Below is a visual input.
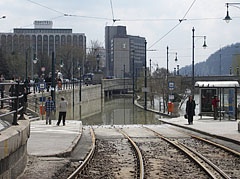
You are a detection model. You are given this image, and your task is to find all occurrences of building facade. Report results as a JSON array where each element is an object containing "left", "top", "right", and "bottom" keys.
[
  {"left": 105, "top": 25, "right": 146, "bottom": 78},
  {"left": 0, "top": 20, "right": 86, "bottom": 63}
]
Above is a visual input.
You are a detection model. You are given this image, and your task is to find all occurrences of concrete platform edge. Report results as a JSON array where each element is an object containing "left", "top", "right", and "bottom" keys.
[
  {"left": 30, "top": 123, "right": 83, "bottom": 158},
  {"left": 158, "top": 119, "right": 240, "bottom": 145}
]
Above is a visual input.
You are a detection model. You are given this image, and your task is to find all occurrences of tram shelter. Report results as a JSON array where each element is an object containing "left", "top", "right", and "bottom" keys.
[{"left": 195, "top": 81, "right": 239, "bottom": 121}]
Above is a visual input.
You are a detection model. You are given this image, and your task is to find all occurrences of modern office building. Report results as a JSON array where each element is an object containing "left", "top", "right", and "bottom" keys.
[
  {"left": 105, "top": 25, "right": 146, "bottom": 78},
  {"left": 0, "top": 20, "right": 86, "bottom": 59}
]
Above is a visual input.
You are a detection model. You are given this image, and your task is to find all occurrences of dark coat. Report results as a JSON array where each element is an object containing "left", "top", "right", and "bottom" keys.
[{"left": 186, "top": 100, "right": 196, "bottom": 116}]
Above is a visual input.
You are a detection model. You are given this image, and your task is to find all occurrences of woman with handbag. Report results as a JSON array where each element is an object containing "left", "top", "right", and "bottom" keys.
[{"left": 186, "top": 95, "right": 196, "bottom": 125}]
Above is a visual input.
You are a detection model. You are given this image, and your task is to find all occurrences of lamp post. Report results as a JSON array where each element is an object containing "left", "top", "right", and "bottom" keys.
[
  {"left": 51, "top": 52, "right": 56, "bottom": 101},
  {"left": 192, "top": 27, "right": 207, "bottom": 96},
  {"left": 96, "top": 54, "right": 100, "bottom": 72},
  {"left": 224, "top": 3, "right": 240, "bottom": 23},
  {"left": 144, "top": 41, "right": 147, "bottom": 110},
  {"left": 132, "top": 49, "right": 135, "bottom": 104},
  {"left": 166, "top": 46, "right": 178, "bottom": 84},
  {"left": 78, "top": 64, "right": 82, "bottom": 102}
]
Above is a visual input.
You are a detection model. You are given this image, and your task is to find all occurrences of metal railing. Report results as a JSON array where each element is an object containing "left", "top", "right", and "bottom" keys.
[{"left": 0, "top": 81, "right": 26, "bottom": 125}]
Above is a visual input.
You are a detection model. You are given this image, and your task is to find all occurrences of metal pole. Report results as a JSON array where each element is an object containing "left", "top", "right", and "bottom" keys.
[
  {"left": 25, "top": 51, "right": 28, "bottom": 83},
  {"left": 132, "top": 50, "right": 135, "bottom": 104},
  {"left": 167, "top": 46, "right": 169, "bottom": 84},
  {"left": 144, "top": 41, "right": 147, "bottom": 110},
  {"left": 79, "top": 67, "right": 82, "bottom": 102},
  {"left": 41, "top": 91, "right": 44, "bottom": 121},
  {"left": 51, "top": 52, "right": 56, "bottom": 101},
  {"left": 150, "top": 59, "right": 152, "bottom": 76},
  {"left": 72, "top": 58, "right": 75, "bottom": 120},
  {"left": 123, "top": 65, "right": 125, "bottom": 92},
  {"left": 219, "top": 48, "right": 222, "bottom": 75},
  {"left": 192, "top": 27, "right": 195, "bottom": 96}
]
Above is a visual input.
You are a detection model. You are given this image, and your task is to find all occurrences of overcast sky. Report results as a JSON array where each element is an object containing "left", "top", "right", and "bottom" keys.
[{"left": 1, "top": 0, "right": 240, "bottom": 72}]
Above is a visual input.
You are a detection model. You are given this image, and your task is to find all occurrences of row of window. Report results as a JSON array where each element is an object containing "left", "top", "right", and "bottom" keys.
[{"left": 14, "top": 29, "right": 72, "bottom": 34}]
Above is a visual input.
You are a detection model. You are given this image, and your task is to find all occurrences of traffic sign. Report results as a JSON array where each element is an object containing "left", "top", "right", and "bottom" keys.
[
  {"left": 39, "top": 82, "right": 46, "bottom": 91},
  {"left": 168, "top": 81, "right": 175, "bottom": 89},
  {"left": 40, "top": 96, "right": 46, "bottom": 102},
  {"left": 169, "top": 94, "right": 174, "bottom": 100},
  {"left": 142, "top": 87, "right": 150, "bottom": 93}
]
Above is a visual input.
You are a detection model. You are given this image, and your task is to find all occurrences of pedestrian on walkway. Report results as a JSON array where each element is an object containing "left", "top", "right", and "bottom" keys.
[
  {"left": 45, "top": 96, "right": 55, "bottom": 125},
  {"left": 186, "top": 95, "right": 196, "bottom": 125},
  {"left": 212, "top": 95, "right": 219, "bottom": 120},
  {"left": 57, "top": 97, "right": 68, "bottom": 126}
]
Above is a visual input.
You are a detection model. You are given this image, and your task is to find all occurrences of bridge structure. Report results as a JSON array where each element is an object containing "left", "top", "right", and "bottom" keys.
[{"left": 102, "top": 78, "right": 133, "bottom": 97}]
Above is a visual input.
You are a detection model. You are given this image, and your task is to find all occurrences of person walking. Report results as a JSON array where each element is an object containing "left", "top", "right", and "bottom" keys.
[
  {"left": 186, "top": 95, "right": 196, "bottom": 125},
  {"left": 45, "top": 96, "right": 55, "bottom": 125},
  {"left": 212, "top": 95, "right": 219, "bottom": 120},
  {"left": 57, "top": 97, "right": 68, "bottom": 126}
]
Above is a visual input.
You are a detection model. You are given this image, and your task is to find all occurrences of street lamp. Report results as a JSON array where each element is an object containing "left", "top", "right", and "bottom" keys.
[
  {"left": 33, "top": 53, "right": 38, "bottom": 64},
  {"left": 192, "top": 27, "right": 207, "bottom": 96},
  {"left": 0, "top": 16, "right": 6, "bottom": 19},
  {"left": 60, "top": 59, "right": 64, "bottom": 68},
  {"left": 166, "top": 46, "right": 178, "bottom": 84},
  {"left": 224, "top": 3, "right": 240, "bottom": 23}
]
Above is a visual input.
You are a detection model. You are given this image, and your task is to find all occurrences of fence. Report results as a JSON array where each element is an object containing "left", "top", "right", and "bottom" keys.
[{"left": 0, "top": 81, "right": 26, "bottom": 125}]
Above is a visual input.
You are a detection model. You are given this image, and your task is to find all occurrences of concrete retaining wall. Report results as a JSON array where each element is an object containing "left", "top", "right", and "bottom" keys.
[
  {"left": 28, "top": 84, "right": 102, "bottom": 120},
  {"left": 0, "top": 119, "right": 30, "bottom": 179}
]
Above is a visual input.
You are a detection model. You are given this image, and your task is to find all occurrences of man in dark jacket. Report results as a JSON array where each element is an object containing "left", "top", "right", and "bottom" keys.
[{"left": 186, "top": 95, "right": 196, "bottom": 125}]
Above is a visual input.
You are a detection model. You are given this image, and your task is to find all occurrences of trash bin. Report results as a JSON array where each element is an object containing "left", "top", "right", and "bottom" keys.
[{"left": 168, "top": 102, "right": 174, "bottom": 113}]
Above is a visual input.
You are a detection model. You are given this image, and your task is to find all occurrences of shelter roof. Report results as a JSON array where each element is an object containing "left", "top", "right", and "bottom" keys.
[{"left": 195, "top": 81, "right": 239, "bottom": 88}]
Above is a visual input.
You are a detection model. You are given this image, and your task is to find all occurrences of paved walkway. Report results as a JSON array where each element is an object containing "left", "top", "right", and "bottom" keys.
[{"left": 27, "top": 120, "right": 82, "bottom": 157}]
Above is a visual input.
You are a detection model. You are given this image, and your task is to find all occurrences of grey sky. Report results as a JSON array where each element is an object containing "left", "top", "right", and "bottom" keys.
[{"left": 1, "top": 0, "right": 240, "bottom": 71}]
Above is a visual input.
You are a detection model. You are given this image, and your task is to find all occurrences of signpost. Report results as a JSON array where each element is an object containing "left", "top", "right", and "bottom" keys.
[{"left": 39, "top": 82, "right": 46, "bottom": 120}]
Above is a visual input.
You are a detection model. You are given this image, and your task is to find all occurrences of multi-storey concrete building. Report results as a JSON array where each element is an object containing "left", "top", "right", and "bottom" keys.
[
  {"left": 105, "top": 25, "right": 146, "bottom": 78},
  {"left": 0, "top": 20, "right": 86, "bottom": 60}
]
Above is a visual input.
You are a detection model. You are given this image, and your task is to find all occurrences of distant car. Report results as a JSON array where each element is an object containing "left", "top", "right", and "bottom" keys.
[{"left": 63, "top": 79, "right": 70, "bottom": 83}]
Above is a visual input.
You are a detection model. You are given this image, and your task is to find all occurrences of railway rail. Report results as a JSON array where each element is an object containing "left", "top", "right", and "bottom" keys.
[
  {"left": 144, "top": 126, "right": 240, "bottom": 179},
  {"left": 62, "top": 126, "right": 239, "bottom": 178}
]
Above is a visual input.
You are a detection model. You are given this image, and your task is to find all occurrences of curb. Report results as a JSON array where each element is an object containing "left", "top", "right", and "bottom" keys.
[
  {"left": 27, "top": 108, "right": 83, "bottom": 158},
  {"left": 158, "top": 119, "right": 240, "bottom": 146},
  {"left": 134, "top": 97, "right": 172, "bottom": 118}
]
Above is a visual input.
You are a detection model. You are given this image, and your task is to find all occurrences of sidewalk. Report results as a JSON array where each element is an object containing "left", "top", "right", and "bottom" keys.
[
  {"left": 27, "top": 120, "right": 82, "bottom": 157},
  {"left": 158, "top": 116, "right": 240, "bottom": 145},
  {"left": 135, "top": 96, "right": 240, "bottom": 145}
]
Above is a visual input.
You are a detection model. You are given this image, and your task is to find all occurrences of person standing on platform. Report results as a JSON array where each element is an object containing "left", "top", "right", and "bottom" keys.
[
  {"left": 186, "top": 95, "right": 196, "bottom": 125},
  {"left": 45, "top": 96, "right": 55, "bottom": 125},
  {"left": 212, "top": 95, "right": 219, "bottom": 120},
  {"left": 57, "top": 97, "right": 68, "bottom": 126}
]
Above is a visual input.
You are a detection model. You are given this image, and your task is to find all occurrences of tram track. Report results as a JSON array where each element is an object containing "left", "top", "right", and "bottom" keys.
[
  {"left": 169, "top": 127, "right": 240, "bottom": 178},
  {"left": 66, "top": 126, "right": 140, "bottom": 179},
  {"left": 144, "top": 126, "right": 239, "bottom": 179},
  {"left": 55, "top": 125, "right": 240, "bottom": 178}
]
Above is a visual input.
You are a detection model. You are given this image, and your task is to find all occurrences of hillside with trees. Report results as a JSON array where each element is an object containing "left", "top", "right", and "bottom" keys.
[{"left": 179, "top": 43, "right": 240, "bottom": 76}]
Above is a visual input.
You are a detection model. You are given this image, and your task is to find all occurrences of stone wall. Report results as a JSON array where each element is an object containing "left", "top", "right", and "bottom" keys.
[{"left": 0, "top": 119, "right": 30, "bottom": 179}]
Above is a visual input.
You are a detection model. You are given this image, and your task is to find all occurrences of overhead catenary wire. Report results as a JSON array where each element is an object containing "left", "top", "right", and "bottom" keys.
[
  {"left": 148, "top": 0, "right": 198, "bottom": 49},
  {"left": 26, "top": 0, "right": 112, "bottom": 21}
]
